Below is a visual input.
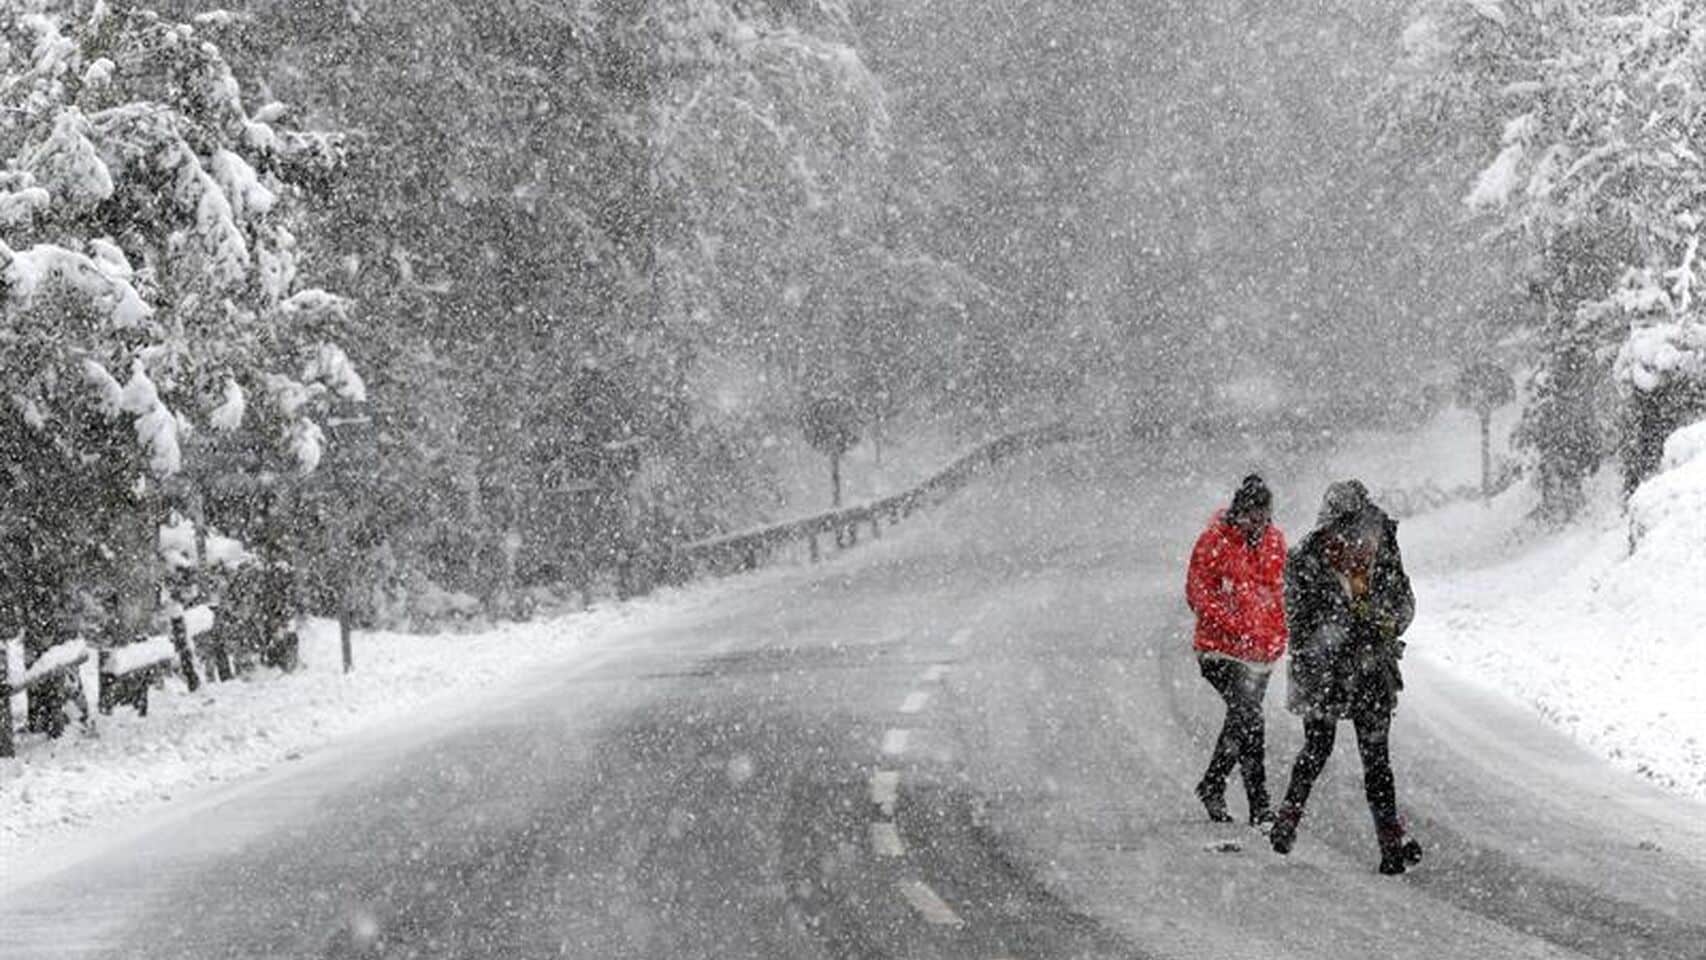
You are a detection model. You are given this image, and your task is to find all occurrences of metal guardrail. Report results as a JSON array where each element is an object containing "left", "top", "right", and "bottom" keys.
[{"left": 679, "top": 421, "right": 1075, "bottom": 576}]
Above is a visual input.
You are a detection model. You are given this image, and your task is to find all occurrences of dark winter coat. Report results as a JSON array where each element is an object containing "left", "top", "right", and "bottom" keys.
[{"left": 1284, "top": 510, "right": 1415, "bottom": 720}]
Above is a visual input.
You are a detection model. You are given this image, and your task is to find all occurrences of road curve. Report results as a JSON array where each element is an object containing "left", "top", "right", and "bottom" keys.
[{"left": 2, "top": 437, "right": 1702, "bottom": 960}]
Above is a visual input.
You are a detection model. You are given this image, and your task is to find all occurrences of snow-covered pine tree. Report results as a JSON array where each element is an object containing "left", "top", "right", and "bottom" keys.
[{"left": 1, "top": 2, "right": 354, "bottom": 704}]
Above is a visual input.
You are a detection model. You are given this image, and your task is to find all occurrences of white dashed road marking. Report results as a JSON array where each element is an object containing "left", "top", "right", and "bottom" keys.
[
  {"left": 871, "top": 642, "right": 967, "bottom": 934},
  {"left": 899, "top": 879, "right": 964, "bottom": 926},
  {"left": 882, "top": 729, "right": 911, "bottom": 756},
  {"left": 869, "top": 770, "right": 899, "bottom": 815},
  {"left": 870, "top": 821, "right": 906, "bottom": 857}
]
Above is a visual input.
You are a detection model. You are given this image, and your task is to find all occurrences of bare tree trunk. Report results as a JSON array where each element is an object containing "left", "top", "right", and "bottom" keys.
[
  {"left": 0, "top": 653, "right": 13, "bottom": 758},
  {"left": 1480, "top": 410, "right": 1493, "bottom": 501},
  {"left": 830, "top": 453, "right": 842, "bottom": 508}
]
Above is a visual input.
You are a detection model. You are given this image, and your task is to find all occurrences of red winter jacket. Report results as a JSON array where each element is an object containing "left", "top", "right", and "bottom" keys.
[{"left": 1185, "top": 512, "right": 1289, "bottom": 664}]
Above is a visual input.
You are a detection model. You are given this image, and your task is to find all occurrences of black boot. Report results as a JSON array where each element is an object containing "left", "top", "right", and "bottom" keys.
[
  {"left": 1249, "top": 804, "right": 1275, "bottom": 830},
  {"left": 1195, "top": 780, "right": 1233, "bottom": 823},
  {"left": 1377, "top": 823, "right": 1423, "bottom": 875},
  {"left": 1269, "top": 804, "right": 1302, "bottom": 854}
]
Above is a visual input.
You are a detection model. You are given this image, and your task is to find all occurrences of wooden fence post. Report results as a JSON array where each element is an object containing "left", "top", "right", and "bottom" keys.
[
  {"left": 206, "top": 620, "right": 234, "bottom": 682},
  {"left": 97, "top": 649, "right": 115, "bottom": 715},
  {"left": 616, "top": 555, "right": 633, "bottom": 601},
  {"left": 169, "top": 613, "right": 201, "bottom": 692},
  {"left": 0, "top": 652, "right": 13, "bottom": 759},
  {"left": 339, "top": 611, "right": 354, "bottom": 675}
]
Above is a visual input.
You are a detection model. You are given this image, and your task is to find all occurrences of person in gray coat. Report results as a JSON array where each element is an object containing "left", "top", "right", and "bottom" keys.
[{"left": 1269, "top": 480, "right": 1424, "bottom": 875}]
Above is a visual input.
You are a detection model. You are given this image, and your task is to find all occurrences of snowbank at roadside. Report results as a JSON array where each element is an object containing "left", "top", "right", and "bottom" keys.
[
  {"left": 1328, "top": 410, "right": 1706, "bottom": 802},
  {"left": 0, "top": 593, "right": 699, "bottom": 855}
]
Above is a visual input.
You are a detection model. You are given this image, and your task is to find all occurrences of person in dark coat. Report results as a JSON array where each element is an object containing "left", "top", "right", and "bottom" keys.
[
  {"left": 1185, "top": 474, "right": 1288, "bottom": 826},
  {"left": 1269, "top": 480, "right": 1425, "bottom": 874}
]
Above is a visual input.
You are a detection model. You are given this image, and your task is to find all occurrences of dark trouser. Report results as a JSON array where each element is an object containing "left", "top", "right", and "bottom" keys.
[
  {"left": 1281, "top": 711, "right": 1399, "bottom": 830},
  {"left": 1197, "top": 656, "right": 1271, "bottom": 814}
]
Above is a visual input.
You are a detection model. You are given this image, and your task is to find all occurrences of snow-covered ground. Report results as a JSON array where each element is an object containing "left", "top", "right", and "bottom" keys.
[
  {"left": 1324, "top": 409, "right": 1706, "bottom": 802},
  {"left": 0, "top": 585, "right": 741, "bottom": 859}
]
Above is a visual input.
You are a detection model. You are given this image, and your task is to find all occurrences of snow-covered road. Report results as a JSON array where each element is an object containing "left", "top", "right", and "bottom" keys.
[{"left": 3, "top": 437, "right": 1703, "bottom": 959}]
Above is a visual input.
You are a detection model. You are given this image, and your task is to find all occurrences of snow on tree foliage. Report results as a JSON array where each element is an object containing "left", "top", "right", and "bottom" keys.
[
  {"left": 1385, "top": 0, "right": 1706, "bottom": 510},
  {"left": 22, "top": 107, "right": 114, "bottom": 206},
  {"left": 2, "top": 238, "right": 152, "bottom": 328},
  {"left": 117, "top": 360, "right": 183, "bottom": 477},
  {"left": 207, "top": 377, "right": 245, "bottom": 432},
  {"left": 1, "top": 2, "right": 353, "bottom": 669},
  {"left": 1618, "top": 318, "right": 1706, "bottom": 395},
  {"left": 302, "top": 342, "right": 366, "bottom": 404},
  {"left": 1, "top": 2, "right": 351, "bottom": 473}
]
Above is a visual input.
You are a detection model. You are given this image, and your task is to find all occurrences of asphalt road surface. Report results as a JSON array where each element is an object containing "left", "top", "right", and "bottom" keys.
[{"left": 5, "top": 438, "right": 1705, "bottom": 959}]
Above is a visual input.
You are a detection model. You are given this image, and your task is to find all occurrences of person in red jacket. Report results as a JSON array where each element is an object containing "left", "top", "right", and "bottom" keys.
[{"left": 1185, "top": 474, "right": 1288, "bottom": 826}]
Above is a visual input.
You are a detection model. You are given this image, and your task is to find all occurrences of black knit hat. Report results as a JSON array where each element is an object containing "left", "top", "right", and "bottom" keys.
[
  {"left": 1317, "top": 479, "right": 1371, "bottom": 527},
  {"left": 1229, "top": 474, "right": 1272, "bottom": 519}
]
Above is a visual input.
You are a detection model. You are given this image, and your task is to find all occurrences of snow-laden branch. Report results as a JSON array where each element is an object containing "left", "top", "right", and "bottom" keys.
[{"left": 0, "top": 239, "right": 153, "bottom": 328}]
